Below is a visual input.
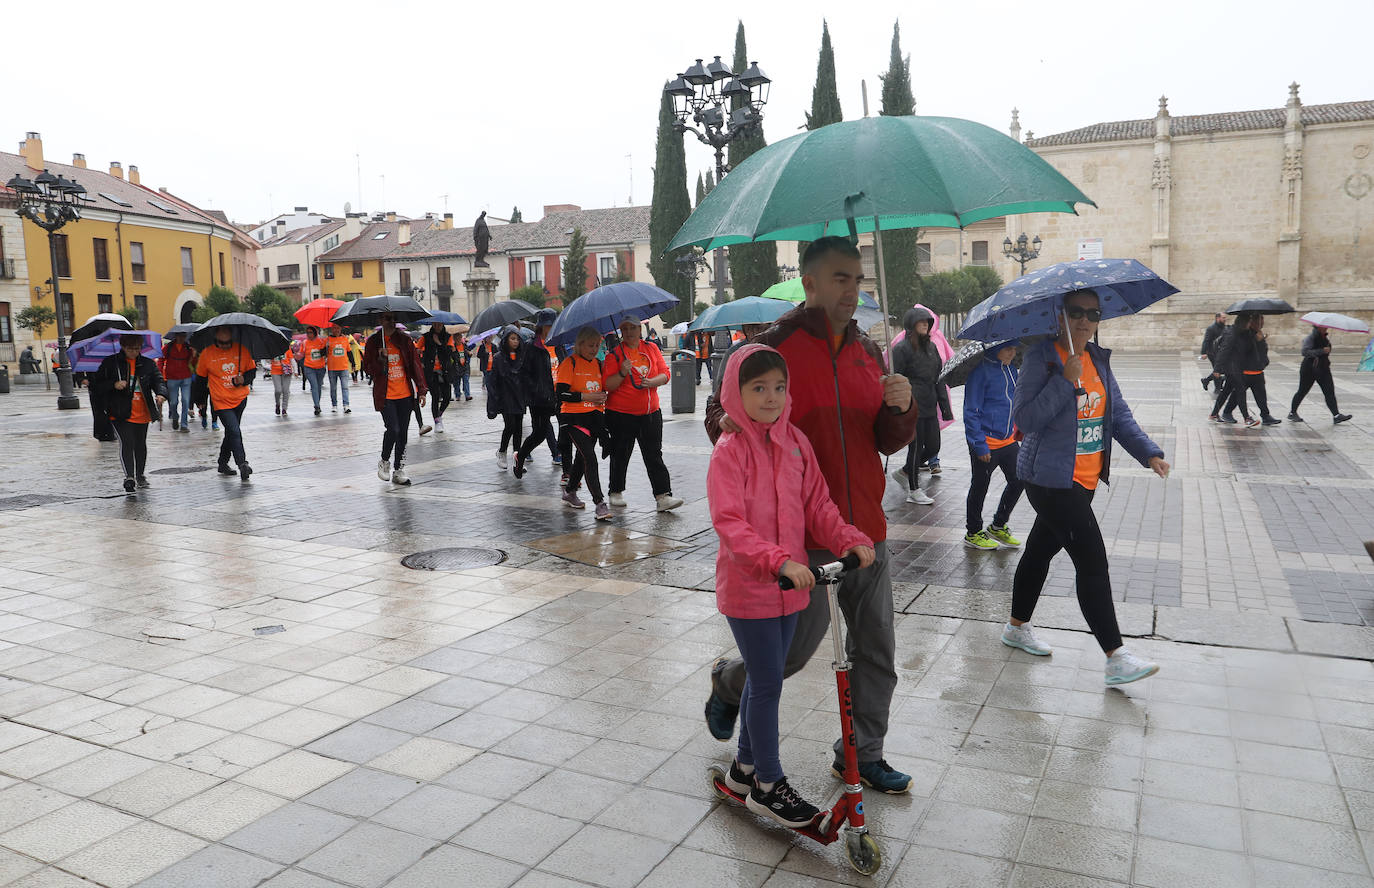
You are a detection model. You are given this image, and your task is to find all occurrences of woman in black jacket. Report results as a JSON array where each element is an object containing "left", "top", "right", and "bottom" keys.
[
  {"left": 487, "top": 326, "right": 527, "bottom": 469},
  {"left": 420, "top": 324, "right": 456, "bottom": 432},
  {"left": 1289, "top": 325, "right": 1353, "bottom": 424},
  {"left": 1222, "top": 313, "right": 1279, "bottom": 428},
  {"left": 92, "top": 334, "right": 168, "bottom": 492},
  {"left": 512, "top": 313, "right": 559, "bottom": 479},
  {"left": 891, "top": 306, "right": 952, "bottom": 505}
]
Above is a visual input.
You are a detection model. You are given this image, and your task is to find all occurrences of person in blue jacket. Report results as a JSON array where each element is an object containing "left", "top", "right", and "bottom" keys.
[
  {"left": 962, "top": 341, "right": 1025, "bottom": 551},
  {"left": 1002, "top": 289, "right": 1171, "bottom": 687}
]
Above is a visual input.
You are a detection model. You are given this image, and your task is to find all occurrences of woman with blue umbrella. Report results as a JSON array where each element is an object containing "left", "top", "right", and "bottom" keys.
[{"left": 91, "top": 333, "right": 168, "bottom": 493}]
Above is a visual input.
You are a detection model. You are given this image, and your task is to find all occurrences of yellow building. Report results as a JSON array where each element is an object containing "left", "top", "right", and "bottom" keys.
[
  {"left": 316, "top": 217, "right": 433, "bottom": 301},
  {"left": 2, "top": 132, "right": 241, "bottom": 334}
]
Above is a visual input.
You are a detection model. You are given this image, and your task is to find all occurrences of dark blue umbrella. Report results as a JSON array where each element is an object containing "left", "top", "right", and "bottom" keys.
[
  {"left": 67, "top": 328, "right": 163, "bottom": 372},
  {"left": 163, "top": 323, "right": 200, "bottom": 339},
  {"left": 688, "top": 296, "right": 791, "bottom": 332},
  {"left": 958, "top": 259, "right": 1178, "bottom": 344},
  {"left": 548, "top": 282, "right": 679, "bottom": 349},
  {"left": 417, "top": 310, "right": 467, "bottom": 326}
]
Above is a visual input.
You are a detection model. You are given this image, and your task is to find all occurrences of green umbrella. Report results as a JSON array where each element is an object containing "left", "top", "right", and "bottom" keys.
[{"left": 759, "top": 277, "right": 878, "bottom": 309}]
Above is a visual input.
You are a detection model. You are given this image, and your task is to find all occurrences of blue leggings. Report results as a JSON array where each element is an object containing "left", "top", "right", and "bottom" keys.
[{"left": 726, "top": 611, "right": 799, "bottom": 783}]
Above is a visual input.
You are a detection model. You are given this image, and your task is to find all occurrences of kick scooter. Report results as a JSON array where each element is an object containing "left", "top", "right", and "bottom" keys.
[{"left": 707, "top": 553, "right": 883, "bottom": 876}]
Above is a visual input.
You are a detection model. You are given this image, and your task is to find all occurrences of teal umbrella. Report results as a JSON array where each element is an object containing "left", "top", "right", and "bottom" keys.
[{"left": 689, "top": 296, "right": 792, "bottom": 332}]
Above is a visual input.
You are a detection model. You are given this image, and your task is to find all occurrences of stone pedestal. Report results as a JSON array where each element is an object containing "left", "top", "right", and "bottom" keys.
[{"left": 463, "top": 267, "right": 500, "bottom": 322}]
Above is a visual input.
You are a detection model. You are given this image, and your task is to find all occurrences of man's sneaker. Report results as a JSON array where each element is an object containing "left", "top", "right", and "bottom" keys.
[
  {"left": 1220, "top": 414, "right": 1238, "bottom": 424},
  {"left": 1334, "top": 413, "right": 1353, "bottom": 424},
  {"left": 1288, "top": 412, "right": 1304, "bottom": 422},
  {"left": 314, "top": 406, "right": 321, "bottom": 416},
  {"left": 1261, "top": 416, "right": 1282, "bottom": 426},
  {"left": 1105, "top": 648, "right": 1159, "bottom": 686},
  {"left": 655, "top": 493, "right": 684, "bottom": 512},
  {"left": 831, "top": 758, "right": 913, "bottom": 795},
  {"left": 1245, "top": 418, "right": 1261, "bottom": 428},
  {"left": 1201, "top": 377, "right": 1211, "bottom": 391},
  {"left": 239, "top": 464, "right": 253, "bottom": 481},
  {"left": 928, "top": 459, "right": 942, "bottom": 475},
  {"left": 551, "top": 454, "right": 561, "bottom": 466},
  {"left": 217, "top": 464, "right": 236, "bottom": 476},
  {"left": 123, "top": 477, "right": 136, "bottom": 493},
  {"left": 136, "top": 476, "right": 151, "bottom": 489},
  {"left": 986, "top": 524, "right": 1021, "bottom": 548},
  {"left": 722, "top": 759, "right": 754, "bottom": 795},
  {"left": 562, "top": 489, "right": 585, "bottom": 510},
  {"left": 274, "top": 405, "right": 281, "bottom": 416},
  {"left": 211, "top": 421, "right": 219, "bottom": 431},
  {"left": 964, "top": 530, "right": 999, "bottom": 550},
  {"left": 344, "top": 407, "right": 351, "bottom": 414},
  {"left": 172, "top": 418, "right": 180, "bottom": 429},
  {"left": 512, "top": 454, "right": 527, "bottom": 479},
  {"left": 377, "top": 459, "right": 392, "bottom": 482},
  {"left": 906, "top": 487, "right": 934, "bottom": 505},
  {"left": 496, "top": 450, "right": 508, "bottom": 469},
  {"left": 608, "top": 491, "right": 627, "bottom": 508},
  {"left": 1001, "top": 622, "right": 1052, "bottom": 656},
  {"left": 332, "top": 406, "right": 337, "bottom": 413},
  {"left": 704, "top": 657, "right": 739, "bottom": 741},
  {"left": 392, "top": 464, "right": 411, "bottom": 486},
  {"left": 747, "top": 777, "right": 819, "bottom": 827},
  {"left": 889, "top": 467, "right": 910, "bottom": 491},
  {"left": 201, "top": 414, "right": 208, "bottom": 429},
  {"left": 594, "top": 501, "right": 613, "bottom": 521},
  {"left": 419, "top": 424, "right": 433, "bottom": 436},
  {"left": 433, "top": 417, "right": 442, "bottom": 432}
]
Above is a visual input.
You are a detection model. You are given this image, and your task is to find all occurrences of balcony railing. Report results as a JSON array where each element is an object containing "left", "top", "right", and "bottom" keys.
[{"left": 433, "top": 285, "right": 454, "bottom": 297}]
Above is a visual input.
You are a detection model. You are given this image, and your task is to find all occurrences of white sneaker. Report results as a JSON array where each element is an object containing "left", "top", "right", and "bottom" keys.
[
  {"left": 1001, "top": 622, "right": 1053, "bottom": 656},
  {"left": 890, "top": 468, "right": 910, "bottom": 491},
  {"left": 392, "top": 463, "right": 411, "bottom": 486},
  {"left": 496, "top": 450, "right": 508, "bottom": 469},
  {"left": 608, "top": 491, "right": 627, "bottom": 508},
  {"left": 434, "top": 418, "right": 444, "bottom": 433},
  {"left": 1105, "top": 649, "right": 1159, "bottom": 686},
  {"left": 419, "top": 423, "right": 433, "bottom": 436},
  {"left": 655, "top": 493, "right": 683, "bottom": 512},
  {"left": 906, "top": 487, "right": 934, "bottom": 505},
  {"left": 377, "top": 459, "right": 391, "bottom": 482}
]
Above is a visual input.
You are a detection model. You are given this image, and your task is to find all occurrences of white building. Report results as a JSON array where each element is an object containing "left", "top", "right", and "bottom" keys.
[
  {"left": 256, "top": 217, "right": 360, "bottom": 304},
  {"left": 249, "top": 207, "right": 337, "bottom": 245}
]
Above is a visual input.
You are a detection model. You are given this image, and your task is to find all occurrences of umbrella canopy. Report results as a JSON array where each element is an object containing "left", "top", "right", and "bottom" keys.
[
  {"left": 689, "top": 296, "right": 792, "bottom": 332},
  {"left": 853, "top": 306, "right": 887, "bottom": 333},
  {"left": 189, "top": 312, "right": 292, "bottom": 360},
  {"left": 330, "top": 295, "right": 429, "bottom": 328},
  {"left": 1225, "top": 297, "right": 1295, "bottom": 316},
  {"left": 758, "top": 277, "right": 879, "bottom": 309},
  {"left": 70, "top": 313, "right": 134, "bottom": 343},
  {"left": 417, "top": 310, "right": 468, "bottom": 326},
  {"left": 958, "top": 259, "right": 1178, "bottom": 344},
  {"left": 669, "top": 321, "right": 690, "bottom": 335},
  {"left": 469, "top": 300, "right": 539, "bottom": 337},
  {"left": 163, "top": 323, "right": 200, "bottom": 339},
  {"left": 294, "top": 298, "right": 345, "bottom": 329},
  {"left": 938, "top": 339, "right": 1020, "bottom": 387},
  {"left": 469, "top": 325, "right": 533, "bottom": 345},
  {"left": 1300, "top": 311, "right": 1369, "bottom": 333},
  {"left": 668, "top": 115, "right": 1094, "bottom": 253},
  {"left": 67, "top": 328, "right": 163, "bottom": 372},
  {"left": 547, "top": 282, "right": 679, "bottom": 349}
]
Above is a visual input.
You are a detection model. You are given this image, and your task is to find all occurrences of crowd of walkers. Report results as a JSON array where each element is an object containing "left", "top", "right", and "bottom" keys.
[{"left": 1202, "top": 311, "right": 1352, "bottom": 425}]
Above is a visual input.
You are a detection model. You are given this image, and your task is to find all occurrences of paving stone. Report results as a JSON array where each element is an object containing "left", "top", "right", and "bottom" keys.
[{"left": 1155, "top": 607, "right": 1294, "bottom": 651}]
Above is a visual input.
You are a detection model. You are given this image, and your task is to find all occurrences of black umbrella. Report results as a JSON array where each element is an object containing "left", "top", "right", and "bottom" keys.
[
  {"left": 1225, "top": 297, "right": 1295, "bottom": 315},
  {"left": 163, "top": 323, "right": 200, "bottom": 339},
  {"left": 70, "top": 313, "right": 134, "bottom": 343},
  {"left": 189, "top": 312, "right": 291, "bottom": 360},
  {"left": 330, "top": 295, "right": 429, "bottom": 328},
  {"left": 938, "top": 339, "right": 1021, "bottom": 388},
  {"left": 469, "top": 299, "right": 539, "bottom": 337}
]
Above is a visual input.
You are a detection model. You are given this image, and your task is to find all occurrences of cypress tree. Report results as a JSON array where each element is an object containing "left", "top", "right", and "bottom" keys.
[
  {"left": 805, "top": 20, "right": 843, "bottom": 130},
  {"left": 704, "top": 170, "right": 715, "bottom": 194},
  {"left": 875, "top": 20, "right": 922, "bottom": 326},
  {"left": 510, "top": 206, "right": 523, "bottom": 224},
  {"left": 725, "top": 21, "right": 778, "bottom": 300},
  {"left": 563, "top": 227, "right": 589, "bottom": 301},
  {"left": 648, "top": 86, "right": 695, "bottom": 323},
  {"left": 695, "top": 173, "right": 706, "bottom": 207}
]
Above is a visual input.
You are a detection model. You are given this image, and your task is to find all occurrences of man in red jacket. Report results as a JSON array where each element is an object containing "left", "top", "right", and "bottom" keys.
[{"left": 704, "top": 236, "right": 917, "bottom": 794}]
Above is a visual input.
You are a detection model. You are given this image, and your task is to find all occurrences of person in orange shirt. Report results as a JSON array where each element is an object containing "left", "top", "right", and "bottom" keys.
[
  {"left": 603, "top": 315, "right": 682, "bottom": 512},
  {"left": 556, "top": 326, "right": 612, "bottom": 519},
  {"left": 694, "top": 332, "right": 713, "bottom": 384},
  {"left": 196, "top": 327, "right": 256, "bottom": 480},
  {"left": 325, "top": 325, "right": 354, "bottom": 413},
  {"left": 301, "top": 325, "right": 329, "bottom": 415},
  {"left": 93, "top": 334, "right": 167, "bottom": 493},
  {"left": 362, "top": 313, "right": 428, "bottom": 485},
  {"left": 269, "top": 345, "right": 293, "bottom": 417}
]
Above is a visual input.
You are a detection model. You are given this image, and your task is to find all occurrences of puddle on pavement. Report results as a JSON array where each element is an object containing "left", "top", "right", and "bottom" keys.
[{"left": 526, "top": 526, "right": 684, "bottom": 567}]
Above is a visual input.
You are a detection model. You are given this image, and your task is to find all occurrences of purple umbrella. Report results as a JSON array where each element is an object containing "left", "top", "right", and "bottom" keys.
[{"left": 67, "top": 328, "right": 163, "bottom": 372}]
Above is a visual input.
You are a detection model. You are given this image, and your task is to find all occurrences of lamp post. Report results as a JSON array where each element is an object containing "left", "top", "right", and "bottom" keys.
[
  {"left": 665, "top": 56, "right": 770, "bottom": 305},
  {"left": 1002, "top": 232, "right": 1042, "bottom": 276},
  {"left": 6, "top": 170, "right": 84, "bottom": 409},
  {"left": 675, "top": 251, "right": 709, "bottom": 322}
]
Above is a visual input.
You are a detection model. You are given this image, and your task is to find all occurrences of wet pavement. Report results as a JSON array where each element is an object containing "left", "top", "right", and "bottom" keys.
[{"left": 0, "top": 352, "right": 1371, "bottom": 887}]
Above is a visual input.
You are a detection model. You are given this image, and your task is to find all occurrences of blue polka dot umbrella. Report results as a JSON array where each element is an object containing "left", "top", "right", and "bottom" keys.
[{"left": 957, "top": 259, "right": 1178, "bottom": 347}]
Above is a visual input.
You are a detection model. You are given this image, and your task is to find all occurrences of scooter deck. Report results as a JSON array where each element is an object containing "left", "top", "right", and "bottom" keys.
[{"left": 707, "top": 766, "right": 842, "bottom": 845}]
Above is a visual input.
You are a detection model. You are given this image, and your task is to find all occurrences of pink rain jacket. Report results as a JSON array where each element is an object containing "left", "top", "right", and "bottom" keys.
[{"left": 708, "top": 344, "right": 873, "bottom": 619}]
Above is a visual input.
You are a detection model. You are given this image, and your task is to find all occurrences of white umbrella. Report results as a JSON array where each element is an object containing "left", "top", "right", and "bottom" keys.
[
  {"left": 1300, "top": 311, "right": 1369, "bottom": 334},
  {"left": 70, "top": 312, "right": 135, "bottom": 343},
  {"left": 670, "top": 322, "right": 690, "bottom": 335}
]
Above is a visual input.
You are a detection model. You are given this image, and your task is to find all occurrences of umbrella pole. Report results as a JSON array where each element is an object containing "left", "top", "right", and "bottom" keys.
[{"left": 871, "top": 215, "right": 894, "bottom": 366}]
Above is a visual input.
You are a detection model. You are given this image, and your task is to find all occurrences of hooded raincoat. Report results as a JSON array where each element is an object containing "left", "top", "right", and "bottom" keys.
[
  {"left": 708, "top": 344, "right": 873, "bottom": 620},
  {"left": 887, "top": 303, "right": 954, "bottom": 430}
]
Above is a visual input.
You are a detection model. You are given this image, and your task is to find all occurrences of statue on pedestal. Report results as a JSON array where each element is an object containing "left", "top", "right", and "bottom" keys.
[{"left": 473, "top": 211, "right": 491, "bottom": 267}]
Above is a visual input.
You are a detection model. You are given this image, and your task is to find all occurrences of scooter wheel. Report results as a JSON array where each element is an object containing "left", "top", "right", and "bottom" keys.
[
  {"left": 845, "top": 831, "right": 882, "bottom": 876},
  {"left": 706, "top": 765, "right": 730, "bottom": 801}
]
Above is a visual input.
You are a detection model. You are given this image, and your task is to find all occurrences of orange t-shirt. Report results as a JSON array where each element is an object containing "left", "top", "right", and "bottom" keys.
[
  {"left": 270, "top": 350, "right": 291, "bottom": 375},
  {"left": 384, "top": 346, "right": 412, "bottom": 400},
  {"left": 557, "top": 355, "right": 604, "bottom": 415},
  {"left": 1057, "top": 343, "right": 1106, "bottom": 490},
  {"left": 197, "top": 343, "right": 251, "bottom": 410},
  {"left": 126, "top": 358, "right": 151, "bottom": 424},
  {"left": 326, "top": 336, "right": 352, "bottom": 371},
  {"left": 603, "top": 342, "right": 666, "bottom": 414},
  {"left": 985, "top": 433, "right": 1016, "bottom": 450},
  {"left": 303, "top": 337, "right": 328, "bottom": 369}
]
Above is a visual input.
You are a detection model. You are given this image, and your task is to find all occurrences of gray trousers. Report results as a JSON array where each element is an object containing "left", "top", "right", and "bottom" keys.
[{"left": 716, "top": 541, "right": 896, "bottom": 762}]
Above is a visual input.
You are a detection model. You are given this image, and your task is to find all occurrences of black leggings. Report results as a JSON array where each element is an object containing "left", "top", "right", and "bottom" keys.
[
  {"left": 966, "top": 442, "right": 1024, "bottom": 534},
  {"left": 517, "top": 408, "right": 556, "bottom": 461},
  {"left": 427, "top": 374, "right": 451, "bottom": 420},
  {"left": 561, "top": 412, "right": 605, "bottom": 502},
  {"left": 111, "top": 419, "right": 149, "bottom": 479},
  {"left": 1211, "top": 375, "right": 1234, "bottom": 417},
  {"left": 1292, "top": 363, "right": 1339, "bottom": 415},
  {"left": 1011, "top": 483, "right": 1122, "bottom": 653},
  {"left": 499, "top": 412, "right": 523, "bottom": 453},
  {"left": 1225, "top": 373, "right": 1270, "bottom": 420},
  {"left": 382, "top": 396, "right": 414, "bottom": 468},
  {"left": 905, "top": 415, "right": 941, "bottom": 478}
]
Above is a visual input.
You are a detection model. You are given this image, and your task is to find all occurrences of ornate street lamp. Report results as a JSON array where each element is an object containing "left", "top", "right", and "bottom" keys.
[
  {"left": 7, "top": 169, "right": 85, "bottom": 409},
  {"left": 665, "top": 55, "right": 770, "bottom": 304},
  {"left": 675, "top": 251, "right": 710, "bottom": 322},
  {"left": 1002, "top": 231, "right": 1042, "bottom": 276}
]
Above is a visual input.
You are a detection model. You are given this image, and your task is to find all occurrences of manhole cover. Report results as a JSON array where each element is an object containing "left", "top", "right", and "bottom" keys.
[
  {"left": 401, "top": 547, "right": 507, "bottom": 571},
  {"left": 150, "top": 466, "right": 215, "bottom": 475},
  {"left": 0, "top": 494, "right": 63, "bottom": 511}
]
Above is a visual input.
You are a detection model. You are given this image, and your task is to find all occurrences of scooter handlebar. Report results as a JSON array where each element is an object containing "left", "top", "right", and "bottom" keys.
[{"left": 778, "top": 553, "right": 862, "bottom": 590}]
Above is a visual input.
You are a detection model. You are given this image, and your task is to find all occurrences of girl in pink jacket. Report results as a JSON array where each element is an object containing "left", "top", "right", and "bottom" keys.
[{"left": 708, "top": 344, "right": 875, "bottom": 828}]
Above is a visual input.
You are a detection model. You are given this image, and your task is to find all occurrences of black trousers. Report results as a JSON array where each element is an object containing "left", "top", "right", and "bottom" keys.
[
  {"left": 499, "top": 412, "right": 523, "bottom": 452},
  {"left": 426, "top": 373, "right": 451, "bottom": 420},
  {"left": 382, "top": 396, "right": 414, "bottom": 468},
  {"left": 1012, "top": 483, "right": 1122, "bottom": 653},
  {"left": 561, "top": 412, "right": 605, "bottom": 502},
  {"left": 90, "top": 392, "right": 114, "bottom": 441},
  {"left": 606, "top": 409, "right": 672, "bottom": 496},
  {"left": 904, "top": 415, "right": 941, "bottom": 478},
  {"left": 1291, "top": 364, "right": 1339, "bottom": 415},
  {"left": 1225, "top": 373, "right": 1270, "bottom": 420},
  {"left": 517, "top": 408, "right": 556, "bottom": 461},
  {"left": 1211, "top": 375, "right": 1235, "bottom": 417},
  {"left": 966, "top": 443, "right": 1024, "bottom": 535},
  {"left": 111, "top": 419, "right": 149, "bottom": 479},
  {"left": 216, "top": 401, "right": 248, "bottom": 468}
]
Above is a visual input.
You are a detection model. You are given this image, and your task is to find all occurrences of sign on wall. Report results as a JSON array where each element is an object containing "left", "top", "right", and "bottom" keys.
[{"left": 1076, "top": 238, "right": 1104, "bottom": 260}]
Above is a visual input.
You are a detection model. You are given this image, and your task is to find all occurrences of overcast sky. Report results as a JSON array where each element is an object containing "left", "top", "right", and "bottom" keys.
[{"left": 13, "top": 0, "right": 1371, "bottom": 228}]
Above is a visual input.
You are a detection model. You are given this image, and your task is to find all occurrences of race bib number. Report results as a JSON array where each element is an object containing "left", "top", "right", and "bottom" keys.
[
  {"left": 332, "top": 345, "right": 345, "bottom": 357},
  {"left": 310, "top": 348, "right": 323, "bottom": 361},
  {"left": 1076, "top": 417, "right": 1104, "bottom": 454},
  {"left": 388, "top": 352, "right": 403, "bottom": 379}
]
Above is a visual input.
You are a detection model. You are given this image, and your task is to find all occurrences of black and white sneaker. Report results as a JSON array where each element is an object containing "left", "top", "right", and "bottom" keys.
[
  {"left": 239, "top": 463, "right": 253, "bottom": 481},
  {"left": 123, "top": 477, "right": 136, "bottom": 493},
  {"left": 746, "top": 777, "right": 819, "bottom": 828},
  {"left": 217, "top": 464, "right": 236, "bottom": 476},
  {"left": 136, "top": 476, "right": 151, "bottom": 489},
  {"left": 722, "top": 759, "right": 753, "bottom": 795}
]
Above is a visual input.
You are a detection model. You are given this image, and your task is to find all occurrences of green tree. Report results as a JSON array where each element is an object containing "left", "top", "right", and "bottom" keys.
[
  {"left": 961, "top": 265, "right": 1003, "bottom": 302},
  {"left": 917, "top": 270, "right": 982, "bottom": 317},
  {"left": 115, "top": 304, "right": 142, "bottom": 326},
  {"left": 15, "top": 305, "right": 56, "bottom": 383},
  {"left": 244, "top": 284, "right": 298, "bottom": 329},
  {"left": 563, "top": 227, "right": 589, "bottom": 301},
  {"left": 704, "top": 170, "right": 715, "bottom": 194},
  {"left": 695, "top": 173, "right": 706, "bottom": 207},
  {"left": 805, "top": 20, "right": 843, "bottom": 130},
  {"left": 874, "top": 20, "right": 922, "bottom": 321},
  {"left": 190, "top": 285, "right": 242, "bottom": 324},
  {"left": 649, "top": 85, "right": 695, "bottom": 324},
  {"left": 879, "top": 21, "right": 915, "bottom": 116},
  {"left": 613, "top": 253, "right": 633, "bottom": 283},
  {"left": 510, "top": 284, "right": 546, "bottom": 308},
  {"left": 510, "top": 206, "right": 523, "bottom": 224},
  {"left": 726, "top": 21, "right": 778, "bottom": 299}
]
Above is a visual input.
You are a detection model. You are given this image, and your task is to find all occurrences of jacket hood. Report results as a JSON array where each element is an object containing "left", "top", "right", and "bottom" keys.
[
  {"left": 984, "top": 339, "right": 1020, "bottom": 359},
  {"left": 719, "top": 343, "right": 793, "bottom": 445},
  {"left": 499, "top": 324, "right": 522, "bottom": 352},
  {"left": 903, "top": 306, "right": 933, "bottom": 334}
]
